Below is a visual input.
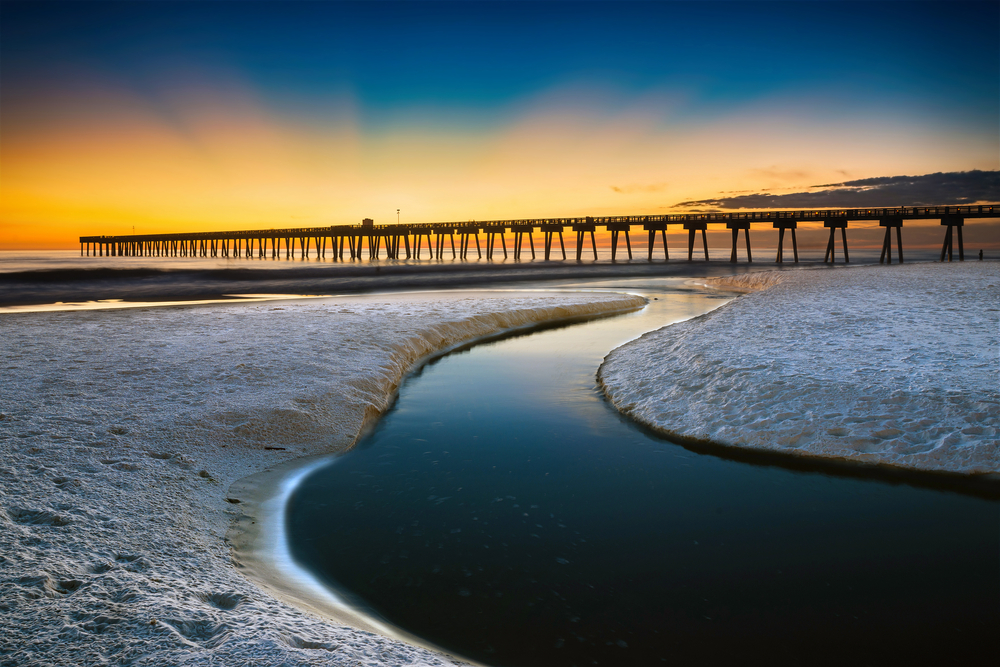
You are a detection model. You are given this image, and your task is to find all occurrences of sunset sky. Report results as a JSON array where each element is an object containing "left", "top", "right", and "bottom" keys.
[{"left": 1, "top": 1, "right": 997, "bottom": 249}]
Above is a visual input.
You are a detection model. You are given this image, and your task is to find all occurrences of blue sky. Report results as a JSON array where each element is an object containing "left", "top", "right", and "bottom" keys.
[{"left": 2, "top": 1, "right": 997, "bottom": 244}]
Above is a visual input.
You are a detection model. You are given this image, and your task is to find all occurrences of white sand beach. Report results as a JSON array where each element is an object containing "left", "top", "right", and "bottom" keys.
[
  {"left": 0, "top": 290, "right": 644, "bottom": 666},
  {"left": 600, "top": 262, "right": 1000, "bottom": 477}
]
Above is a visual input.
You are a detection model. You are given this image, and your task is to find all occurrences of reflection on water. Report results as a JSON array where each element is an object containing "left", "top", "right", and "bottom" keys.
[{"left": 287, "top": 279, "right": 998, "bottom": 666}]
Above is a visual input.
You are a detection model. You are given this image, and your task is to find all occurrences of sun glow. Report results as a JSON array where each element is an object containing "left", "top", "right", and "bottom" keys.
[{"left": 2, "top": 75, "right": 995, "bottom": 250}]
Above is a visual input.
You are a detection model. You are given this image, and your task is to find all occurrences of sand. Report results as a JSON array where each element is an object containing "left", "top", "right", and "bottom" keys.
[
  {"left": 600, "top": 262, "right": 1000, "bottom": 477},
  {"left": 5, "top": 261, "right": 997, "bottom": 666},
  {"left": 0, "top": 289, "right": 644, "bottom": 666}
]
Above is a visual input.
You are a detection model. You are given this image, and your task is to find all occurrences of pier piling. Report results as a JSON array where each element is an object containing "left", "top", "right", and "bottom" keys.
[
  {"left": 823, "top": 218, "right": 850, "bottom": 263},
  {"left": 879, "top": 217, "right": 904, "bottom": 264},
  {"left": 773, "top": 220, "right": 798, "bottom": 263},
  {"left": 727, "top": 221, "right": 752, "bottom": 263},
  {"left": 940, "top": 215, "right": 964, "bottom": 261},
  {"left": 684, "top": 222, "right": 709, "bottom": 261}
]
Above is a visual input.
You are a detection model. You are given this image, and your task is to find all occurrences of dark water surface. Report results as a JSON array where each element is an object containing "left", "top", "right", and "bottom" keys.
[{"left": 287, "top": 279, "right": 998, "bottom": 666}]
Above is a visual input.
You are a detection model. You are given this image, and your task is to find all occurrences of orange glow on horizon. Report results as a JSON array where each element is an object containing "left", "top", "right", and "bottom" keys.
[{"left": 2, "top": 77, "right": 996, "bottom": 250}]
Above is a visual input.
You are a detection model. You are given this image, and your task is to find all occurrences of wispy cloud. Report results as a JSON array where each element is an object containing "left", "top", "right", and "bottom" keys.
[
  {"left": 748, "top": 166, "right": 810, "bottom": 183},
  {"left": 611, "top": 183, "right": 669, "bottom": 194},
  {"left": 674, "top": 170, "right": 1000, "bottom": 210}
]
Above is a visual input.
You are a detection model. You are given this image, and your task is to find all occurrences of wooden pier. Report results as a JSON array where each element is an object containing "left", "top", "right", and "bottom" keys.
[{"left": 80, "top": 205, "right": 997, "bottom": 264}]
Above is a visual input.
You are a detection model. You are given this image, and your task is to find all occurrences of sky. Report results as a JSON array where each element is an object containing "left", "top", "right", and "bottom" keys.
[{"left": 1, "top": 1, "right": 998, "bottom": 249}]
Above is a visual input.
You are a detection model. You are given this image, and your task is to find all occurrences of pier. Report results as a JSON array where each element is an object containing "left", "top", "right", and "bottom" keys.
[{"left": 80, "top": 205, "right": 997, "bottom": 264}]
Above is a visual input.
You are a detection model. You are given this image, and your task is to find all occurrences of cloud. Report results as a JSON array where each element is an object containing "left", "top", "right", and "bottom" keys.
[
  {"left": 674, "top": 170, "right": 1000, "bottom": 210},
  {"left": 611, "top": 183, "right": 669, "bottom": 194}
]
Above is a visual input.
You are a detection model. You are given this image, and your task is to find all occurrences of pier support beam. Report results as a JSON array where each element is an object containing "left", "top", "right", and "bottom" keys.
[
  {"left": 553, "top": 231, "right": 566, "bottom": 259},
  {"left": 540, "top": 225, "right": 566, "bottom": 260},
  {"left": 879, "top": 217, "right": 904, "bottom": 264},
  {"left": 684, "top": 222, "right": 709, "bottom": 261},
  {"left": 940, "top": 215, "right": 964, "bottom": 262},
  {"left": 573, "top": 221, "right": 598, "bottom": 261},
  {"left": 511, "top": 226, "right": 534, "bottom": 260},
  {"left": 823, "top": 218, "right": 850, "bottom": 263},
  {"left": 773, "top": 220, "right": 798, "bottom": 263},
  {"left": 607, "top": 224, "right": 633, "bottom": 261},
  {"left": 727, "top": 221, "right": 752, "bottom": 263},
  {"left": 644, "top": 225, "right": 669, "bottom": 261},
  {"left": 486, "top": 227, "right": 507, "bottom": 260},
  {"left": 456, "top": 227, "right": 479, "bottom": 260}
]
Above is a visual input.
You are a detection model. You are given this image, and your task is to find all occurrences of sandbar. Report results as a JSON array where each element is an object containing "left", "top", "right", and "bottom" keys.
[
  {"left": 0, "top": 289, "right": 643, "bottom": 666},
  {"left": 600, "top": 262, "right": 999, "bottom": 481}
]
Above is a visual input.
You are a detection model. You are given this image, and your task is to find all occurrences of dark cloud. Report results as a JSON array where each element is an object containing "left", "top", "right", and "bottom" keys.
[{"left": 675, "top": 170, "right": 1000, "bottom": 210}]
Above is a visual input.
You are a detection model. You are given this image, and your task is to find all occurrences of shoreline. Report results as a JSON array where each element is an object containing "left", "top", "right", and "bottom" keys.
[
  {"left": 0, "top": 288, "right": 645, "bottom": 666},
  {"left": 1, "top": 256, "right": 870, "bottom": 307}
]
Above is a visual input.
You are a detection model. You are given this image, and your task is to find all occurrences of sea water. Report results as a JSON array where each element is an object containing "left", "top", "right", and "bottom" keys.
[
  {"left": 0, "top": 245, "right": 944, "bottom": 274},
  {"left": 285, "top": 278, "right": 998, "bottom": 666}
]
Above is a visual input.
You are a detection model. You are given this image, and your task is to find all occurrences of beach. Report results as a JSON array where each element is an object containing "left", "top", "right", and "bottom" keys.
[
  {"left": 0, "top": 289, "right": 644, "bottom": 666},
  {"left": 2, "top": 261, "right": 997, "bottom": 666}
]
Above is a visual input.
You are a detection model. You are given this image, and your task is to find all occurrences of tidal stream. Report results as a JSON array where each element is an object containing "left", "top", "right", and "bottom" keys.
[{"left": 286, "top": 278, "right": 997, "bottom": 666}]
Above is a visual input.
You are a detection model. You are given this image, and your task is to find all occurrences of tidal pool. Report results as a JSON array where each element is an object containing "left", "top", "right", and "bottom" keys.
[{"left": 286, "top": 279, "right": 998, "bottom": 666}]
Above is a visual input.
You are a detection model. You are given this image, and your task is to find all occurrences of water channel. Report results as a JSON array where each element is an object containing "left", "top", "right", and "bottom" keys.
[{"left": 286, "top": 278, "right": 998, "bottom": 666}]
